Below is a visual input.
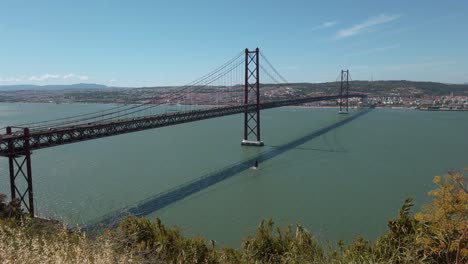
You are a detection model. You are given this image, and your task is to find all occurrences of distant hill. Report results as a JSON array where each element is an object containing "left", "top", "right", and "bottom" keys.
[
  {"left": 0, "top": 83, "right": 109, "bottom": 91},
  {"left": 1, "top": 80, "right": 468, "bottom": 96},
  {"left": 351, "top": 80, "right": 468, "bottom": 96},
  {"left": 284, "top": 80, "right": 468, "bottom": 97}
]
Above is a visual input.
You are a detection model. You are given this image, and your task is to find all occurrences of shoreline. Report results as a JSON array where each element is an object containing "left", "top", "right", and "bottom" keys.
[{"left": 2, "top": 101, "right": 466, "bottom": 111}]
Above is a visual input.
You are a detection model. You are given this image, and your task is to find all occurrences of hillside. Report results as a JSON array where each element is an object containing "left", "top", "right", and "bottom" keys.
[
  {"left": 287, "top": 80, "right": 468, "bottom": 97},
  {"left": 1, "top": 80, "right": 467, "bottom": 96}
]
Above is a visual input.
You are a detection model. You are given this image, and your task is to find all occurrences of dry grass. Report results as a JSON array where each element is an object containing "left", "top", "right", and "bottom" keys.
[{"left": 0, "top": 220, "right": 135, "bottom": 264}]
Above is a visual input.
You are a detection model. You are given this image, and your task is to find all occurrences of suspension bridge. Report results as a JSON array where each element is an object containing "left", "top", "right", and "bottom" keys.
[{"left": 0, "top": 48, "right": 366, "bottom": 218}]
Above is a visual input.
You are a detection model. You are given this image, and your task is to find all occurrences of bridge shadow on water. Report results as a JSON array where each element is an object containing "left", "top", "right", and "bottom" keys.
[
  {"left": 266, "top": 146, "right": 349, "bottom": 153},
  {"left": 85, "top": 108, "right": 373, "bottom": 231}
]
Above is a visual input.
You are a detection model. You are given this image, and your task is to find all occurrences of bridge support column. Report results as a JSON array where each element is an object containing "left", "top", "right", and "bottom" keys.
[
  {"left": 6, "top": 127, "right": 34, "bottom": 218},
  {"left": 339, "top": 70, "right": 349, "bottom": 114},
  {"left": 241, "top": 48, "right": 264, "bottom": 146}
]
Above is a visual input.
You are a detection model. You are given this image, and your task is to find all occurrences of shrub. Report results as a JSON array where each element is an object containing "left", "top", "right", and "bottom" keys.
[
  {"left": 0, "top": 170, "right": 466, "bottom": 263},
  {"left": 415, "top": 171, "right": 468, "bottom": 264}
]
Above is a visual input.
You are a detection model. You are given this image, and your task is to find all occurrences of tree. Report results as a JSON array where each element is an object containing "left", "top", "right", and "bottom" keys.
[
  {"left": 414, "top": 171, "right": 468, "bottom": 264},
  {"left": 0, "top": 193, "right": 23, "bottom": 219}
]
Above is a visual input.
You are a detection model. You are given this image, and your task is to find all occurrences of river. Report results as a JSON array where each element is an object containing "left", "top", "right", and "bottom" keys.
[{"left": 1, "top": 102, "right": 467, "bottom": 247}]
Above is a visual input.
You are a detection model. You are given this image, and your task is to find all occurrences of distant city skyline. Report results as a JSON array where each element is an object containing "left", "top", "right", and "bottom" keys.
[{"left": 0, "top": 0, "right": 467, "bottom": 87}]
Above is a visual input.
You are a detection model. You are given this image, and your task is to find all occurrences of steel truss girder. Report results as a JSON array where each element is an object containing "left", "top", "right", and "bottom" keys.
[{"left": 0, "top": 94, "right": 366, "bottom": 156}]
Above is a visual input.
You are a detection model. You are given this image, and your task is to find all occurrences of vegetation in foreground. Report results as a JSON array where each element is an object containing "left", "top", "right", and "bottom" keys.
[{"left": 1, "top": 171, "right": 467, "bottom": 263}]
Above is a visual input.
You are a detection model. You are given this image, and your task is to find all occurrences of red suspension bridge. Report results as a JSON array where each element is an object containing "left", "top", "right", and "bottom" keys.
[{"left": 0, "top": 48, "right": 366, "bottom": 217}]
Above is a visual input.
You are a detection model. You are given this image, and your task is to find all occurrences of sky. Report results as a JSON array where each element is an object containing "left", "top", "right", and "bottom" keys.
[{"left": 0, "top": 0, "right": 467, "bottom": 87}]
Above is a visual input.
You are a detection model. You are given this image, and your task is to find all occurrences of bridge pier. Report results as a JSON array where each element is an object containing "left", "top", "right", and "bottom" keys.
[
  {"left": 339, "top": 69, "right": 349, "bottom": 114},
  {"left": 241, "top": 48, "right": 264, "bottom": 147},
  {"left": 5, "top": 127, "right": 34, "bottom": 218}
]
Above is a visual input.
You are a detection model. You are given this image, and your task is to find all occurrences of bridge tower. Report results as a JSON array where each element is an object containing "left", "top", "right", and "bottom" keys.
[
  {"left": 339, "top": 69, "right": 349, "bottom": 114},
  {"left": 241, "top": 48, "right": 264, "bottom": 146},
  {"left": 5, "top": 127, "right": 35, "bottom": 217}
]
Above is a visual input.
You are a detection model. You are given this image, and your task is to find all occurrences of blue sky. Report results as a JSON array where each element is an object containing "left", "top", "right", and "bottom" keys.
[{"left": 0, "top": 0, "right": 467, "bottom": 86}]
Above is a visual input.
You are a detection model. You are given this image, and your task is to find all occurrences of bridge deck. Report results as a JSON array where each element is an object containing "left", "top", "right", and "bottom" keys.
[{"left": 0, "top": 94, "right": 365, "bottom": 156}]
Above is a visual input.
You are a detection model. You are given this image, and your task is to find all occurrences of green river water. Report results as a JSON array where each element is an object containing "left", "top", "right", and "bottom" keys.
[{"left": 0, "top": 103, "right": 467, "bottom": 247}]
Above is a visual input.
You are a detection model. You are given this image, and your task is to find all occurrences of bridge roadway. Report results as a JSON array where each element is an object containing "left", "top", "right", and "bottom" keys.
[{"left": 0, "top": 94, "right": 365, "bottom": 156}]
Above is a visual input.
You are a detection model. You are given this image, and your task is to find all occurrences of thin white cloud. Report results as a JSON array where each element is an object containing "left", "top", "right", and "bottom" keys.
[
  {"left": 62, "top": 74, "right": 75, "bottom": 79},
  {"left": 322, "top": 21, "right": 337, "bottom": 27},
  {"left": 0, "top": 73, "right": 89, "bottom": 83},
  {"left": 0, "top": 77, "right": 23, "bottom": 83},
  {"left": 335, "top": 14, "right": 401, "bottom": 39},
  {"left": 29, "top": 73, "right": 89, "bottom": 82},
  {"left": 29, "top": 74, "right": 61, "bottom": 81},
  {"left": 312, "top": 21, "right": 337, "bottom": 31}
]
